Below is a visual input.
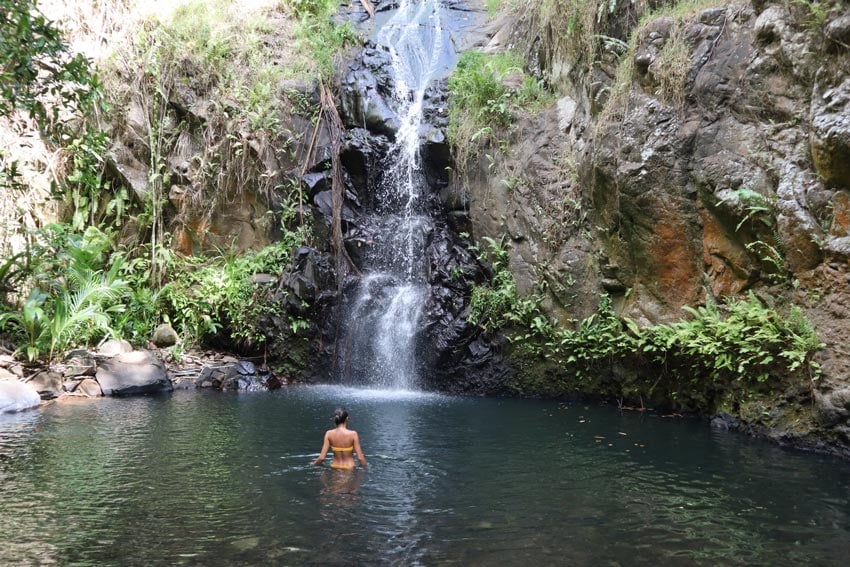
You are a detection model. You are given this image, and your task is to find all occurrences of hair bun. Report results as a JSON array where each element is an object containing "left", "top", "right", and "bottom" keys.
[{"left": 333, "top": 407, "right": 348, "bottom": 425}]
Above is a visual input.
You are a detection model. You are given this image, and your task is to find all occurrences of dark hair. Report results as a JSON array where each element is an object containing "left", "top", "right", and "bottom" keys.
[{"left": 333, "top": 407, "right": 348, "bottom": 426}]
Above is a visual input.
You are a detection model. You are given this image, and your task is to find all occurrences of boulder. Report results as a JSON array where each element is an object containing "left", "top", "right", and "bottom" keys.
[
  {"left": 0, "top": 379, "right": 41, "bottom": 413},
  {"left": 28, "top": 370, "right": 63, "bottom": 400},
  {"left": 151, "top": 324, "right": 179, "bottom": 348},
  {"left": 63, "top": 350, "right": 96, "bottom": 377},
  {"left": 76, "top": 378, "right": 103, "bottom": 398},
  {"left": 98, "top": 339, "right": 134, "bottom": 356},
  {"left": 96, "top": 351, "right": 173, "bottom": 396},
  {"left": 0, "top": 368, "right": 17, "bottom": 381}
]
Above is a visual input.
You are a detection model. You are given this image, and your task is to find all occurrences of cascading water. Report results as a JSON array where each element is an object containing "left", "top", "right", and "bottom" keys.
[{"left": 341, "top": 1, "right": 449, "bottom": 390}]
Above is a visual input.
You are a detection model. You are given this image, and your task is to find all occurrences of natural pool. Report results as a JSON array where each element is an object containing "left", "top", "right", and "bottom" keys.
[{"left": 1, "top": 386, "right": 848, "bottom": 566}]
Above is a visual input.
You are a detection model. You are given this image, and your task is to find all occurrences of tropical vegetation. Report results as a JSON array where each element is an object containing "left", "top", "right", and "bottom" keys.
[{"left": 0, "top": 0, "right": 349, "bottom": 362}]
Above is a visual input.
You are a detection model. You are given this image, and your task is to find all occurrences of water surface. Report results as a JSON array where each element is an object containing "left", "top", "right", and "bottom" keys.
[{"left": 1, "top": 387, "right": 848, "bottom": 566}]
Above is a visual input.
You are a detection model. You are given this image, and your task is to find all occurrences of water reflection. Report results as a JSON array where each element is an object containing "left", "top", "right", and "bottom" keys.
[{"left": 1, "top": 390, "right": 849, "bottom": 566}]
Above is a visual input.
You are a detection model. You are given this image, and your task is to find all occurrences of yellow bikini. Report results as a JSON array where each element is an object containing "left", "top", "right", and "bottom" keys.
[{"left": 330, "top": 446, "right": 355, "bottom": 469}]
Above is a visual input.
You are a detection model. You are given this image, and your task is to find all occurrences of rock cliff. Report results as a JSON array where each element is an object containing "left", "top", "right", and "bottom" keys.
[{"left": 457, "top": 0, "right": 850, "bottom": 455}]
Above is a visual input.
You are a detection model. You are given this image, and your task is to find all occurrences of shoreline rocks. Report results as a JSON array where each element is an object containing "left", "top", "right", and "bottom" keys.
[{"left": 0, "top": 379, "right": 41, "bottom": 413}]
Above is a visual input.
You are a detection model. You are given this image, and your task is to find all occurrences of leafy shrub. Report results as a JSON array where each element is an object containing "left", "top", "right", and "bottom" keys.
[
  {"left": 467, "top": 234, "right": 823, "bottom": 409},
  {"left": 285, "top": 0, "right": 339, "bottom": 18},
  {"left": 0, "top": 0, "right": 100, "bottom": 137},
  {"left": 469, "top": 236, "right": 539, "bottom": 330},
  {"left": 448, "top": 50, "right": 550, "bottom": 171},
  {"left": 160, "top": 241, "right": 306, "bottom": 348},
  {"left": 0, "top": 226, "right": 127, "bottom": 361}
]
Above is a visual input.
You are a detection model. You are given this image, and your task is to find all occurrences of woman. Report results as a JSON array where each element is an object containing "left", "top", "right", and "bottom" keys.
[{"left": 313, "top": 407, "right": 368, "bottom": 469}]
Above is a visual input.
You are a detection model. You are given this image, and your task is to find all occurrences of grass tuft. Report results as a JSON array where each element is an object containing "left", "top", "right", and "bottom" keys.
[{"left": 448, "top": 50, "right": 551, "bottom": 174}]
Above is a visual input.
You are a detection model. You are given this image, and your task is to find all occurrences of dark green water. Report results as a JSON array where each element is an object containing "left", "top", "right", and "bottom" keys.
[{"left": 1, "top": 386, "right": 848, "bottom": 566}]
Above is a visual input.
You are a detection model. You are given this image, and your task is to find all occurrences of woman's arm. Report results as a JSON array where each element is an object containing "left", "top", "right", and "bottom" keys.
[
  {"left": 354, "top": 432, "right": 367, "bottom": 467},
  {"left": 313, "top": 432, "right": 330, "bottom": 465}
]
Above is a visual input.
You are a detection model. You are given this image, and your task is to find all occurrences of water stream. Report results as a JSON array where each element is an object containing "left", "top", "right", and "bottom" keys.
[{"left": 341, "top": 0, "right": 450, "bottom": 389}]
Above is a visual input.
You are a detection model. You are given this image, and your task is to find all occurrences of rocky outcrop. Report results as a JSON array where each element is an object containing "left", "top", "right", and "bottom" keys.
[
  {"left": 455, "top": 0, "right": 850, "bottom": 451},
  {"left": 194, "top": 360, "right": 281, "bottom": 391},
  {"left": 340, "top": 45, "right": 401, "bottom": 139},
  {"left": 466, "top": 0, "right": 848, "bottom": 329}
]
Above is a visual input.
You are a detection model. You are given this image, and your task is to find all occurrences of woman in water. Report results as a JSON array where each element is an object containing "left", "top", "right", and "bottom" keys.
[{"left": 313, "top": 408, "right": 368, "bottom": 469}]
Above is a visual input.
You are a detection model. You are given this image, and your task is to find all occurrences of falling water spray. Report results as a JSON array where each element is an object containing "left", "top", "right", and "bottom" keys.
[{"left": 343, "top": 1, "right": 448, "bottom": 389}]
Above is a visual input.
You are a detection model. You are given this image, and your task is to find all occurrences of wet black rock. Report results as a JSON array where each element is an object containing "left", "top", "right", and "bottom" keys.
[
  {"left": 285, "top": 247, "right": 336, "bottom": 305},
  {"left": 340, "top": 44, "right": 400, "bottom": 139},
  {"left": 341, "top": 129, "right": 389, "bottom": 201},
  {"left": 312, "top": 191, "right": 357, "bottom": 226},
  {"left": 301, "top": 171, "right": 330, "bottom": 199}
]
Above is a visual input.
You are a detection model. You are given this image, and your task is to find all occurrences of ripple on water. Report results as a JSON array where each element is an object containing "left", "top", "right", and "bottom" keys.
[{"left": 0, "top": 389, "right": 849, "bottom": 566}]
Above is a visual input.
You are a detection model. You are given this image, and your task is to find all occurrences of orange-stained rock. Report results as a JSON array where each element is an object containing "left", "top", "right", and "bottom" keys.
[
  {"left": 643, "top": 211, "right": 702, "bottom": 309},
  {"left": 830, "top": 191, "right": 850, "bottom": 237},
  {"left": 699, "top": 204, "right": 752, "bottom": 297}
]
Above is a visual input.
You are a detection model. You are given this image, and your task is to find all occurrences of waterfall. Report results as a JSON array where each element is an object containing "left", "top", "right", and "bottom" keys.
[{"left": 341, "top": 1, "right": 448, "bottom": 390}]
